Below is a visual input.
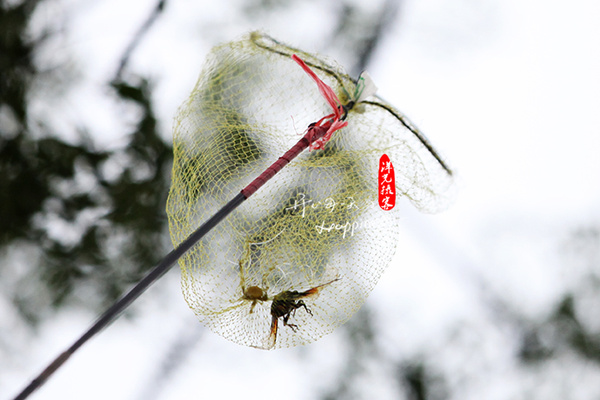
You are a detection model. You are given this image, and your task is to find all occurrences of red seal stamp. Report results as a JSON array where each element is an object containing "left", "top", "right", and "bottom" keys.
[{"left": 378, "top": 154, "right": 395, "bottom": 210}]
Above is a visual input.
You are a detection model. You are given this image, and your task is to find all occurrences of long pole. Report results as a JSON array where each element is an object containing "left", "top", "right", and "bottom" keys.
[{"left": 12, "top": 119, "right": 332, "bottom": 400}]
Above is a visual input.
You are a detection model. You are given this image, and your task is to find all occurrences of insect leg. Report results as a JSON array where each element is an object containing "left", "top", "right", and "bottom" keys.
[
  {"left": 296, "top": 300, "right": 312, "bottom": 316},
  {"left": 282, "top": 313, "right": 299, "bottom": 332}
]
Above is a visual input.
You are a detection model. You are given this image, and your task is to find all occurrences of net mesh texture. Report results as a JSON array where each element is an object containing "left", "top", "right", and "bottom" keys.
[{"left": 166, "top": 32, "right": 454, "bottom": 350}]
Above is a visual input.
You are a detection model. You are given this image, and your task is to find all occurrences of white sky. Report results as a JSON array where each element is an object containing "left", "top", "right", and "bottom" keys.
[{"left": 4, "top": 0, "right": 600, "bottom": 399}]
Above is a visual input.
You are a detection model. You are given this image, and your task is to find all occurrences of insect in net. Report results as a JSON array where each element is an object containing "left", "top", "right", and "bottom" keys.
[
  {"left": 11, "top": 30, "right": 457, "bottom": 400},
  {"left": 166, "top": 31, "right": 454, "bottom": 350}
]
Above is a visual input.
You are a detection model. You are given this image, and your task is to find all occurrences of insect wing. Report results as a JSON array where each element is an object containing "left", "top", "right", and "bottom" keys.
[
  {"left": 298, "top": 277, "right": 340, "bottom": 298},
  {"left": 268, "top": 315, "right": 278, "bottom": 349}
]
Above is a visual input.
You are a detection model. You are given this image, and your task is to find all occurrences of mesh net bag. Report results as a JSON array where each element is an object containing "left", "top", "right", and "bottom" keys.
[{"left": 166, "top": 32, "right": 454, "bottom": 349}]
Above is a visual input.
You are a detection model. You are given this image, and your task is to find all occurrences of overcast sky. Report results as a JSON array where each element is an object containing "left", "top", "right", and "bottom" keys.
[{"left": 4, "top": 0, "right": 600, "bottom": 399}]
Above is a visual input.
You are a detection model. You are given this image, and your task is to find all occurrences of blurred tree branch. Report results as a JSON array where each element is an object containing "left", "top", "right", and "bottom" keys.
[
  {"left": 115, "top": 0, "right": 167, "bottom": 81},
  {"left": 0, "top": 0, "right": 171, "bottom": 323},
  {"left": 329, "top": 0, "right": 401, "bottom": 76},
  {"left": 4, "top": 1, "right": 600, "bottom": 399}
]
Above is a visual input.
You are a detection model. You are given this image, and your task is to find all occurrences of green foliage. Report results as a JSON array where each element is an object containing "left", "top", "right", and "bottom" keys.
[{"left": 0, "top": 0, "right": 172, "bottom": 321}]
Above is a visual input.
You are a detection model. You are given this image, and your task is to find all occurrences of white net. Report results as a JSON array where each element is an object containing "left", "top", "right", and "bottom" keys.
[{"left": 166, "top": 32, "right": 454, "bottom": 349}]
